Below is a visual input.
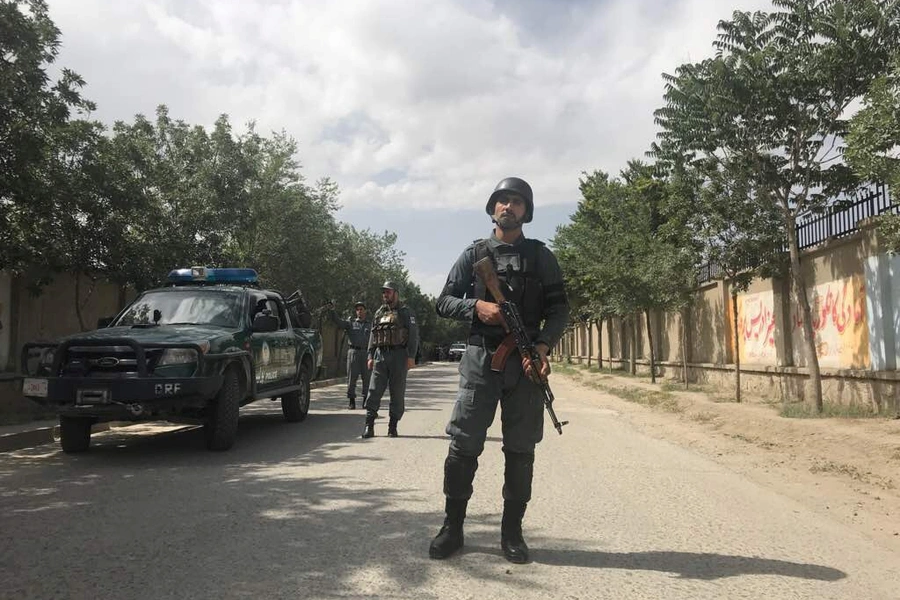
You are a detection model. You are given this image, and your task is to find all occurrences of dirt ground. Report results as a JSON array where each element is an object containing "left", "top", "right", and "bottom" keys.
[{"left": 552, "top": 364, "right": 900, "bottom": 554}]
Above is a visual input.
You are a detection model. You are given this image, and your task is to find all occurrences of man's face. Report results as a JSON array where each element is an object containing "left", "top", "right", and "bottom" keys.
[
  {"left": 355, "top": 306, "right": 367, "bottom": 320},
  {"left": 382, "top": 288, "right": 398, "bottom": 305},
  {"left": 492, "top": 193, "right": 527, "bottom": 230}
]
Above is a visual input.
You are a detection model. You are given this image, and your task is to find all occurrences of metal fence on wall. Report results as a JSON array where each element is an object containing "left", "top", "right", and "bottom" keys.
[
  {"left": 795, "top": 183, "right": 894, "bottom": 249},
  {"left": 698, "top": 183, "right": 894, "bottom": 284}
]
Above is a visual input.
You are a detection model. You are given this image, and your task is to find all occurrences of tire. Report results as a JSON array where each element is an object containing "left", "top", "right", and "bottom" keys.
[
  {"left": 59, "top": 416, "right": 92, "bottom": 453},
  {"left": 282, "top": 362, "right": 311, "bottom": 423},
  {"left": 204, "top": 367, "right": 241, "bottom": 451}
]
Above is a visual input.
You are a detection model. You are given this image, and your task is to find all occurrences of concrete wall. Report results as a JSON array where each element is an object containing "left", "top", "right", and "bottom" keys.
[
  {"left": 0, "top": 271, "right": 11, "bottom": 374},
  {"left": 1, "top": 273, "right": 133, "bottom": 372},
  {"left": 0, "top": 273, "right": 135, "bottom": 420},
  {"left": 691, "top": 281, "right": 728, "bottom": 364},
  {"left": 657, "top": 309, "right": 683, "bottom": 363},
  {"left": 555, "top": 222, "right": 900, "bottom": 413},
  {"left": 736, "top": 276, "right": 786, "bottom": 367},
  {"left": 789, "top": 235, "right": 871, "bottom": 369}
]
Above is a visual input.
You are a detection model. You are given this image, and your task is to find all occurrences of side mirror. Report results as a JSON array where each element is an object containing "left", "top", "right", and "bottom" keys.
[
  {"left": 97, "top": 317, "right": 113, "bottom": 328},
  {"left": 252, "top": 313, "right": 279, "bottom": 333}
]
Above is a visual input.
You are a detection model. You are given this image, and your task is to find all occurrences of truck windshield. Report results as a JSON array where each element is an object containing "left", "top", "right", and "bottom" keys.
[{"left": 115, "top": 290, "right": 243, "bottom": 328}]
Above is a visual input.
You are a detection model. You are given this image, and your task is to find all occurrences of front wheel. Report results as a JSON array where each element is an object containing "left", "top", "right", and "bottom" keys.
[
  {"left": 204, "top": 368, "right": 241, "bottom": 451},
  {"left": 59, "top": 416, "right": 93, "bottom": 453},
  {"left": 282, "top": 362, "right": 311, "bottom": 423}
]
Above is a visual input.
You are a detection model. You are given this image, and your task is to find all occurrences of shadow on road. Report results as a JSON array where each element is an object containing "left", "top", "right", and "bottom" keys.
[
  {"left": 526, "top": 548, "right": 846, "bottom": 581},
  {"left": 0, "top": 363, "right": 849, "bottom": 597}
]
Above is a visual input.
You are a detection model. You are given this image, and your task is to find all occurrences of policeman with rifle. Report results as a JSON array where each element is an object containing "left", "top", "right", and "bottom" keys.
[
  {"left": 327, "top": 300, "right": 372, "bottom": 410},
  {"left": 429, "top": 177, "right": 570, "bottom": 564}
]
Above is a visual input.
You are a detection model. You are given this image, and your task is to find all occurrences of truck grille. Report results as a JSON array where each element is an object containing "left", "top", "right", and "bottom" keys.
[{"left": 62, "top": 346, "right": 161, "bottom": 377}]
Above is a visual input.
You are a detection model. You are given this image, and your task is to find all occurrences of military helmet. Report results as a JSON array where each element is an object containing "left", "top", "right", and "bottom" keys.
[
  {"left": 485, "top": 177, "right": 534, "bottom": 224},
  {"left": 353, "top": 300, "right": 366, "bottom": 309},
  {"left": 381, "top": 280, "right": 399, "bottom": 292}
]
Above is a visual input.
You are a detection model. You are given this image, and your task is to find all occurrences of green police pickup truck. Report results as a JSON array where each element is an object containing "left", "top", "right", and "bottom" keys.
[{"left": 20, "top": 267, "right": 324, "bottom": 453}]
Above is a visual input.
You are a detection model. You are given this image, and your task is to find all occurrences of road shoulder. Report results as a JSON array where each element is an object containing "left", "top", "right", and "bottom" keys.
[{"left": 553, "top": 364, "right": 900, "bottom": 553}]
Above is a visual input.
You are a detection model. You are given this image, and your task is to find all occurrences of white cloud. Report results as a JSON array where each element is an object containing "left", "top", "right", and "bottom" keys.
[
  {"left": 48, "top": 0, "right": 773, "bottom": 213},
  {"left": 45, "top": 0, "right": 775, "bottom": 295}
]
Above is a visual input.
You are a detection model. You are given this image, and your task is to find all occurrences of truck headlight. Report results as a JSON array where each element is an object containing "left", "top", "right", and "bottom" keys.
[
  {"left": 157, "top": 348, "right": 199, "bottom": 366},
  {"left": 39, "top": 348, "right": 56, "bottom": 367},
  {"left": 27, "top": 347, "right": 57, "bottom": 376}
]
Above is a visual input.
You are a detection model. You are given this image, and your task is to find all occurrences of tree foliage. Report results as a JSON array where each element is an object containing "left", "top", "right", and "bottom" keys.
[
  {"left": 1, "top": 0, "right": 97, "bottom": 281},
  {"left": 846, "top": 52, "right": 900, "bottom": 252},
  {"left": 554, "top": 164, "right": 696, "bottom": 321},
  {"left": 0, "top": 1, "right": 448, "bottom": 348},
  {"left": 652, "top": 0, "right": 900, "bottom": 411}
]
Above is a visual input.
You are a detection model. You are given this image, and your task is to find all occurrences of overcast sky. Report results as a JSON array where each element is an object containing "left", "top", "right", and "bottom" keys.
[{"left": 46, "top": 0, "right": 773, "bottom": 296}]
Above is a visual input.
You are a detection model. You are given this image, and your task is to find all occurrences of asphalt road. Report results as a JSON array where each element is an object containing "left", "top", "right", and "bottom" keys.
[{"left": 1, "top": 363, "right": 898, "bottom": 600}]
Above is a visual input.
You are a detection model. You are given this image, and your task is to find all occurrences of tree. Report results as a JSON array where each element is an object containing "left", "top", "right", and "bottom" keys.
[
  {"left": 697, "top": 164, "right": 785, "bottom": 401},
  {"left": 554, "top": 210, "right": 616, "bottom": 370},
  {"left": 653, "top": 147, "right": 787, "bottom": 398},
  {"left": 44, "top": 119, "right": 141, "bottom": 329},
  {"left": 0, "top": 0, "right": 97, "bottom": 280},
  {"left": 0, "top": 4, "right": 440, "bottom": 345},
  {"left": 846, "top": 53, "right": 900, "bottom": 252},
  {"left": 652, "top": 159, "right": 704, "bottom": 388},
  {"left": 555, "top": 163, "right": 696, "bottom": 382},
  {"left": 654, "top": 0, "right": 900, "bottom": 411},
  {"left": 103, "top": 108, "right": 244, "bottom": 291},
  {"left": 555, "top": 171, "right": 636, "bottom": 370}
]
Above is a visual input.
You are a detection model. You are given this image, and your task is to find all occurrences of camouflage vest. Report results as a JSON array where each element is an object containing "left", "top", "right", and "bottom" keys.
[{"left": 371, "top": 305, "right": 409, "bottom": 348}]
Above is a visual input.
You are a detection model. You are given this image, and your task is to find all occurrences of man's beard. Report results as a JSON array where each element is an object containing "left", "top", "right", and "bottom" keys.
[{"left": 495, "top": 213, "right": 521, "bottom": 230}]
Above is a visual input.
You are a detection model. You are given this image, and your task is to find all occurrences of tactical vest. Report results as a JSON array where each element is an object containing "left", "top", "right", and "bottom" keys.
[
  {"left": 371, "top": 305, "right": 409, "bottom": 348},
  {"left": 469, "top": 238, "right": 544, "bottom": 342}
]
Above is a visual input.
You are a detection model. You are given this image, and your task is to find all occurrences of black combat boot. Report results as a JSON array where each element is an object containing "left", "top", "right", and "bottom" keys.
[
  {"left": 501, "top": 450, "right": 534, "bottom": 564},
  {"left": 429, "top": 498, "right": 467, "bottom": 559},
  {"left": 361, "top": 413, "right": 375, "bottom": 438},
  {"left": 347, "top": 395, "right": 356, "bottom": 410},
  {"left": 429, "top": 450, "right": 478, "bottom": 559},
  {"left": 500, "top": 501, "right": 529, "bottom": 563},
  {"left": 387, "top": 417, "right": 398, "bottom": 437}
]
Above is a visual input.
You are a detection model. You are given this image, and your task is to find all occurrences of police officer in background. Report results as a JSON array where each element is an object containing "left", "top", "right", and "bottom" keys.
[
  {"left": 428, "top": 177, "right": 569, "bottom": 564},
  {"left": 362, "top": 281, "right": 419, "bottom": 439},
  {"left": 328, "top": 301, "right": 372, "bottom": 410}
]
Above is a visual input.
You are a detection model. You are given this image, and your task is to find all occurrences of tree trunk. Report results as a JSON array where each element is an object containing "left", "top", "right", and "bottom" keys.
[
  {"left": 645, "top": 310, "right": 656, "bottom": 384},
  {"left": 74, "top": 274, "right": 98, "bottom": 332},
  {"left": 681, "top": 306, "right": 688, "bottom": 390},
  {"left": 75, "top": 274, "right": 85, "bottom": 332},
  {"left": 785, "top": 212, "right": 823, "bottom": 412},
  {"left": 587, "top": 320, "right": 593, "bottom": 368},
  {"left": 630, "top": 313, "right": 637, "bottom": 375},
  {"left": 732, "top": 292, "right": 741, "bottom": 403},
  {"left": 597, "top": 318, "right": 604, "bottom": 372}
]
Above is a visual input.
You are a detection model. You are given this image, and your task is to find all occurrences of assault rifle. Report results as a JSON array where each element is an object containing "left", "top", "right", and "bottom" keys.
[
  {"left": 285, "top": 291, "right": 334, "bottom": 328},
  {"left": 473, "top": 256, "right": 568, "bottom": 435}
]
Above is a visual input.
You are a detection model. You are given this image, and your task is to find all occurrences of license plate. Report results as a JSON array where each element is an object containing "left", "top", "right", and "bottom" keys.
[
  {"left": 76, "top": 389, "right": 110, "bottom": 405},
  {"left": 23, "top": 378, "right": 48, "bottom": 398}
]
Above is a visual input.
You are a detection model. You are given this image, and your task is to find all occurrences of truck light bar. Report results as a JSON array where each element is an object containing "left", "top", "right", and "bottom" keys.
[{"left": 167, "top": 267, "right": 258, "bottom": 285}]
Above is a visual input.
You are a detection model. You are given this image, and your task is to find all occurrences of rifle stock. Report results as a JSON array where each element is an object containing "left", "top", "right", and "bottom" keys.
[
  {"left": 472, "top": 256, "right": 568, "bottom": 435},
  {"left": 474, "top": 257, "right": 509, "bottom": 304}
]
